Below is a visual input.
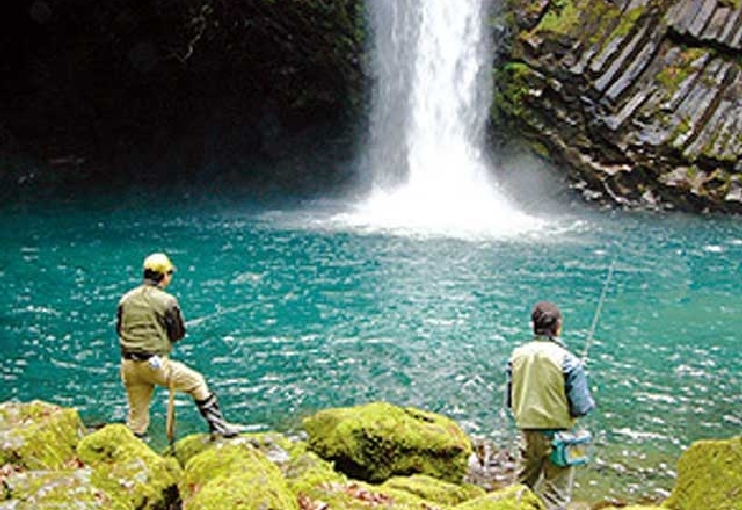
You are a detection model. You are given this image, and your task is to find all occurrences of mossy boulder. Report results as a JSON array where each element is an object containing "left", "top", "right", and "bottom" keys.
[
  {"left": 292, "top": 478, "right": 442, "bottom": 510},
  {"left": 181, "top": 441, "right": 298, "bottom": 510},
  {"left": 76, "top": 424, "right": 181, "bottom": 509},
  {"left": 2, "top": 467, "right": 115, "bottom": 508},
  {"left": 303, "top": 401, "right": 472, "bottom": 483},
  {"left": 0, "top": 400, "right": 85, "bottom": 470},
  {"left": 453, "top": 484, "right": 545, "bottom": 509},
  {"left": 168, "top": 431, "right": 299, "bottom": 469},
  {"left": 663, "top": 436, "right": 742, "bottom": 510},
  {"left": 381, "top": 474, "right": 486, "bottom": 506},
  {"left": 283, "top": 448, "right": 348, "bottom": 496}
]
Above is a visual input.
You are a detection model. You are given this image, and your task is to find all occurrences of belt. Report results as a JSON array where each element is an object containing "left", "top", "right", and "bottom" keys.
[
  {"left": 523, "top": 429, "right": 563, "bottom": 438},
  {"left": 121, "top": 351, "right": 156, "bottom": 361}
]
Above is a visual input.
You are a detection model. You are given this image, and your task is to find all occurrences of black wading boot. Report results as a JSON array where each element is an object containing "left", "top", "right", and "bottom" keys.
[{"left": 195, "top": 394, "right": 243, "bottom": 438}]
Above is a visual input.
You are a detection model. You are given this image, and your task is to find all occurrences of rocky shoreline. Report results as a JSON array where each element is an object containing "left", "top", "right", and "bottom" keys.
[{"left": 0, "top": 399, "right": 739, "bottom": 509}]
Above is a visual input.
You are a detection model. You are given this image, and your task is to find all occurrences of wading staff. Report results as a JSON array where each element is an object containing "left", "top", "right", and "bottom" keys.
[{"left": 165, "top": 371, "right": 176, "bottom": 449}]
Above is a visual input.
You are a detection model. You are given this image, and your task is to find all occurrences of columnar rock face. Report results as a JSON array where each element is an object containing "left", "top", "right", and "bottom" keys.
[{"left": 496, "top": 0, "right": 742, "bottom": 213}]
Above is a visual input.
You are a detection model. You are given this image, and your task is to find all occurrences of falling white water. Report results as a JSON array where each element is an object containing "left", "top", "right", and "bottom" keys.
[{"left": 341, "top": 0, "right": 542, "bottom": 236}]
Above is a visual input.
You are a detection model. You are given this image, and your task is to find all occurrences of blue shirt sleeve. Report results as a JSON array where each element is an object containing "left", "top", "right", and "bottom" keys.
[{"left": 563, "top": 352, "right": 595, "bottom": 417}]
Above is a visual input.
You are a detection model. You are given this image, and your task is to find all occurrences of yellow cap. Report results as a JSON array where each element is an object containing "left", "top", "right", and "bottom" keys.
[{"left": 143, "top": 253, "right": 175, "bottom": 274}]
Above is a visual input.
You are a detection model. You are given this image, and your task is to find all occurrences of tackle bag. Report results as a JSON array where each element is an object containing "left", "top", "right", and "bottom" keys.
[{"left": 549, "top": 428, "right": 593, "bottom": 467}]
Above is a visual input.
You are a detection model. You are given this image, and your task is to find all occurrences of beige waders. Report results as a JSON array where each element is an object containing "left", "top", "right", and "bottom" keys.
[
  {"left": 120, "top": 356, "right": 210, "bottom": 436},
  {"left": 519, "top": 430, "right": 574, "bottom": 510}
]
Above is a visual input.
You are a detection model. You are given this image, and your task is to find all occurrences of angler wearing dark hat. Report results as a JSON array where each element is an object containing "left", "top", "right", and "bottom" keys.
[
  {"left": 116, "top": 253, "right": 243, "bottom": 439},
  {"left": 506, "top": 301, "right": 595, "bottom": 510}
]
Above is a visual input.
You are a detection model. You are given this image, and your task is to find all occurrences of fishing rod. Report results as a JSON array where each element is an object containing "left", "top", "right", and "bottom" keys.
[{"left": 581, "top": 258, "right": 617, "bottom": 363}]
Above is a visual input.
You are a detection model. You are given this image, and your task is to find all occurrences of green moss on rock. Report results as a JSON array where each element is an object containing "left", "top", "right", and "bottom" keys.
[
  {"left": 0, "top": 400, "right": 85, "bottom": 470},
  {"left": 535, "top": 0, "right": 581, "bottom": 35},
  {"left": 663, "top": 436, "right": 742, "bottom": 510},
  {"left": 182, "top": 441, "right": 298, "bottom": 510},
  {"left": 655, "top": 48, "right": 708, "bottom": 95},
  {"left": 303, "top": 401, "right": 472, "bottom": 483},
  {"left": 3, "top": 467, "right": 116, "bottom": 508},
  {"left": 77, "top": 424, "right": 181, "bottom": 509},
  {"left": 381, "top": 474, "right": 486, "bottom": 506},
  {"left": 294, "top": 479, "right": 438, "bottom": 510},
  {"left": 169, "top": 431, "right": 302, "bottom": 468},
  {"left": 453, "top": 484, "right": 545, "bottom": 509},
  {"left": 284, "top": 449, "right": 348, "bottom": 496},
  {"left": 493, "top": 62, "right": 541, "bottom": 123}
]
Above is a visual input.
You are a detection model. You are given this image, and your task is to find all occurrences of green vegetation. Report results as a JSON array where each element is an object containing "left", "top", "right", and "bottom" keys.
[
  {"left": 717, "top": 0, "right": 741, "bottom": 9},
  {"left": 613, "top": 5, "right": 646, "bottom": 39},
  {"left": 535, "top": 0, "right": 581, "bottom": 35},
  {"left": 493, "top": 62, "right": 536, "bottom": 120}
]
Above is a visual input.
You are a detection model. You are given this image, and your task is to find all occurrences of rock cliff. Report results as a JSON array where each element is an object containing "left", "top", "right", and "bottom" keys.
[{"left": 495, "top": 0, "right": 742, "bottom": 213}]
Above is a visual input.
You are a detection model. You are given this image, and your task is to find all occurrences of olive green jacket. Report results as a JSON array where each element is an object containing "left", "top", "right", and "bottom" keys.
[
  {"left": 509, "top": 336, "right": 575, "bottom": 430},
  {"left": 116, "top": 280, "right": 186, "bottom": 356}
]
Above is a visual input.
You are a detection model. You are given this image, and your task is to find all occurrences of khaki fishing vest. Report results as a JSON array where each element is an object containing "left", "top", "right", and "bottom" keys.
[
  {"left": 118, "top": 284, "right": 176, "bottom": 356},
  {"left": 511, "top": 338, "right": 575, "bottom": 430}
]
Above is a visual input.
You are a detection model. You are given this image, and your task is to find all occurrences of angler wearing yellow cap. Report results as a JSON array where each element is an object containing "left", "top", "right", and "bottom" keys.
[{"left": 116, "top": 253, "right": 242, "bottom": 438}]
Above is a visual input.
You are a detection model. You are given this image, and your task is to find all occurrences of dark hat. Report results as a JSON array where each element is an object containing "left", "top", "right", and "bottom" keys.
[{"left": 531, "top": 301, "right": 562, "bottom": 334}]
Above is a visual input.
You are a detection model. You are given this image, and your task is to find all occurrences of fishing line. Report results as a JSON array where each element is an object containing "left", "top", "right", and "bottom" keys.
[
  {"left": 185, "top": 302, "right": 253, "bottom": 328},
  {"left": 581, "top": 258, "right": 616, "bottom": 363}
]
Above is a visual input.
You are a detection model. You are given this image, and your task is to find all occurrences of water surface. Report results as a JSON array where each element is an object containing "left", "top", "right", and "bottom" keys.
[{"left": 1, "top": 192, "right": 740, "bottom": 502}]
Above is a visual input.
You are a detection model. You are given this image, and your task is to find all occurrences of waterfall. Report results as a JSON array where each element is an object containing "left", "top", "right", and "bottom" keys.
[{"left": 345, "top": 0, "right": 540, "bottom": 236}]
